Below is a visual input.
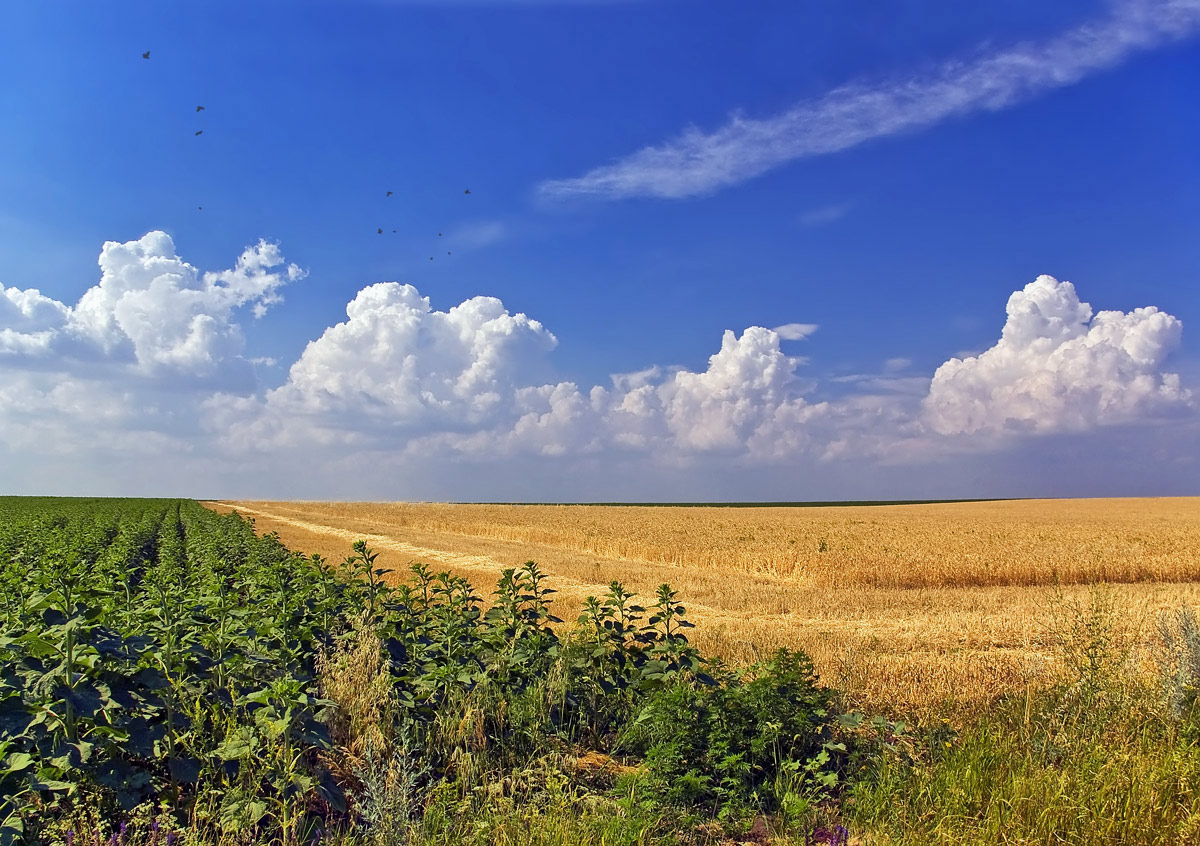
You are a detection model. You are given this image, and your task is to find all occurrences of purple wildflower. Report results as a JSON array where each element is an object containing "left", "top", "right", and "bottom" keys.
[
  {"left": 66, "top": 831, "right": 75, "bottom": 846},
  {"left": 806, "top": 825, "right": 850, "bottom": 846}
]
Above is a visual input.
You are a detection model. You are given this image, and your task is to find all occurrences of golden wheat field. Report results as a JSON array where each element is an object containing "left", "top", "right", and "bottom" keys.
[{"left": 207, "top": 497, "right": 1200, "bottom": 714}]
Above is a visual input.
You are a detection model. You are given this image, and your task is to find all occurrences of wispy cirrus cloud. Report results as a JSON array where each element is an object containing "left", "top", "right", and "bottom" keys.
[
  {"left": 448, "top": 219, "right": 511, "bottom": 251},
  {"left": 798, "top": 203, "right": 852, "bottom": 227},
  {"left": 539, "top": 0, "right": 1200, "bottom": 201}
]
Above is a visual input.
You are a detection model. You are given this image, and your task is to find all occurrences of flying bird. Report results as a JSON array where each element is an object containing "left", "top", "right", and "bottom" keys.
[
  {"left": 142, "top": 51, "right": 150, "bottom": 59},
  {"left": 194, "top": 130, "right": 203, "bottom": 136},
  {"left": 464, "top": 189, "right": 470, "bottom": 195},
  {"left": 438, "top": 232, "right": 443, "bottom": 236},
  {"left": 196, "top": 106, "right": 205, "bottom": 112},
  {"left": 429, "top": 256, "right": 434, "bottom": 260},
  {"left": 386, "top": 191, "right": 393, "bottom": 197},
  {"left": 377, "top": 228, "right": 383, "bottom": 234}
]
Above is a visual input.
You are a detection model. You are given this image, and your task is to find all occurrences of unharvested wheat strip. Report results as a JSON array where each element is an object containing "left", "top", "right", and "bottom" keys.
[{"left": 214, "top": 502, "right": 510, "bottom": 579}]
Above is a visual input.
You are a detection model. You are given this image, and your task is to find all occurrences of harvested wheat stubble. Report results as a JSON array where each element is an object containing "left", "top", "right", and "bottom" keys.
[{"left": 207, "top": 498, "right": 1200, "bottom": 712}]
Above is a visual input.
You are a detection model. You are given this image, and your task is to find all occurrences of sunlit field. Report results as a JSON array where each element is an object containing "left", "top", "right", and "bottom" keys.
[
  {"left": 8, "top": 497, "right": 1200, "bottom": 844},
  {"left": 210, "top": 497, "right": 1200, "bottom": 712}
]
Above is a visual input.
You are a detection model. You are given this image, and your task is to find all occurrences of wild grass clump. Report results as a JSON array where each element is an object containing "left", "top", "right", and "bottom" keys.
[
  {"left": 1155, "top": 605, "right": 1200, "bottom": 721},
  {"left": 845, "top": 590, "right": 1200, "bottom": 844}
]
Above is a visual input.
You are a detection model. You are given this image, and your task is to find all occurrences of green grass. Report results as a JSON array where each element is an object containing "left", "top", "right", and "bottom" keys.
[
  {"left": 847, "top": 597, "right": 1200, "bottom": 845},
  {"left": 850, "top": 703, "right": 1200, "bottom": 844}
]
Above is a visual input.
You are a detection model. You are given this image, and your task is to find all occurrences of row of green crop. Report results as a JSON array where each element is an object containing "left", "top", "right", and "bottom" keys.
[
  {"left": 0, "top": 499, "right": 870, "bottom": 845},
  {"left": 0, "top": 499, "right": 355, "bottom": 843}
]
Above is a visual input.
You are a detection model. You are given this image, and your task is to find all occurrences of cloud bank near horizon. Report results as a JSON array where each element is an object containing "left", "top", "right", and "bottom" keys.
[
  {"left": 539, "top": 0, "right": 1200, "bottom": 200},
  {"left": 0, "top": 233, "right": 1194, "bottom": 497}
]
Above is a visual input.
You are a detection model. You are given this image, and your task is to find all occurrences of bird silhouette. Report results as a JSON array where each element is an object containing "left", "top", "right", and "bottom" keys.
[
  {"left": 429, "top": 256, "right": 434, "bottom": 260},
  {"left": 194, "top": 130, "right": 203, "bottom": 136},
  {"left": 377, "top": 228, "right": 383, "bottom": 234},
  {"left": 464, "top": 189, "right": 471, "bottom": 194},
  {"left": 142, "top": 51, "right": 150, "bottom": 59},
  {"left": 196, "top": 106, "right": 205, "bottom": 112},
  {"left": 392, "top": 229, "right": 397, "bottom": 233},
  {"left": 447, "top": 252, "right": 451, "bottom": 255},
  {"left": 198, "top": 206, "right": 203, "bottom": 210},
  {"left": 438, "top": 232, "right": 443, "bottom": 236},
  {"left": 386, "top": 191, "right": 393, "bottom": 197}
]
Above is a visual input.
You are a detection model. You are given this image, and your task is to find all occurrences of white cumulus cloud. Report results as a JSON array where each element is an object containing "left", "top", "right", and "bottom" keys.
[
  {"left": 473, "top": 326, "right": 830, "bottom": 459},
  {"left": 0, "top": 286, "right": 70, "bottom": 332},
  {"left": 0, "top": 287, "right": 70, "bottom": 355},
  {"left": 222, "top": 315, "right": 829, "bottom": 463},
  {"left": 222, "top": 282, "right": 560, "bottom": 447},
  {"left": 1, "top": 231, "right": 303, "bottom": 387},
  {"left": 923, "top": 275, "right": 1191, "bottom": 435},
  {"left": 657, "top": 327, "right": 813, "bottom": 452},
  {"left": 0, "top": 232, "right": 305, "bottom": 468}
]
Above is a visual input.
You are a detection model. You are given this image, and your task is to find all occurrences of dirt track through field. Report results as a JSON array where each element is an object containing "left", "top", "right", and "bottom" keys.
[{"left": 210, "top": 500, "right": 639, "bottom": 604}]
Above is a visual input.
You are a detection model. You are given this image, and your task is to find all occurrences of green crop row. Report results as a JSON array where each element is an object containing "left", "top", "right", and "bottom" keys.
[{"left": 1, "top": 499, "right": 355, "bottom": 843}]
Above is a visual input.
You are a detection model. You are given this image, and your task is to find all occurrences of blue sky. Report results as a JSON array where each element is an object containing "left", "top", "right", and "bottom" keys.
[{"left": 0, "top": 0, "right": 1198, "bottom": 500}]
